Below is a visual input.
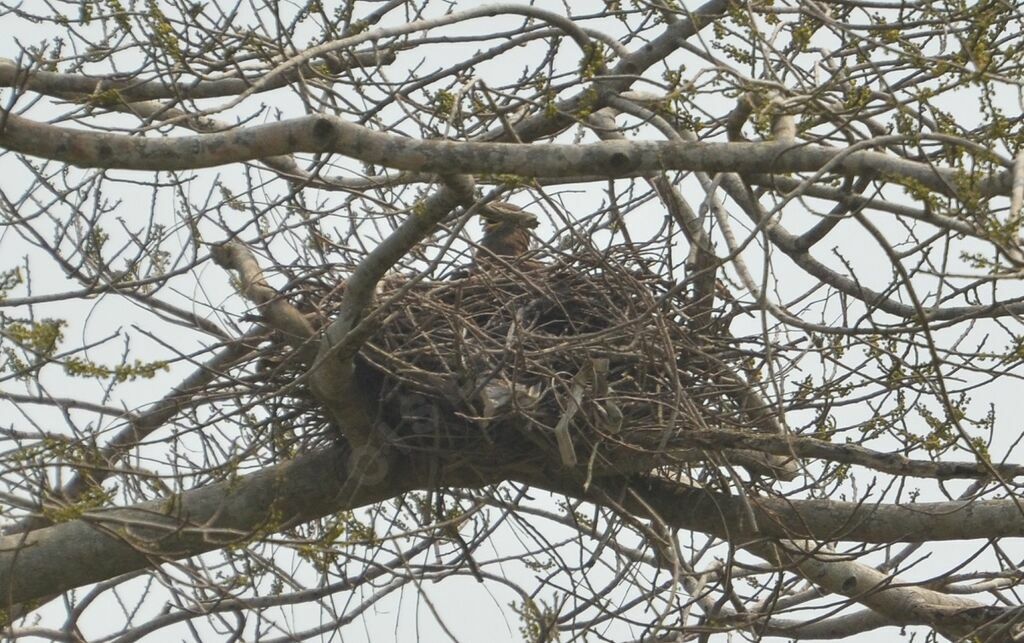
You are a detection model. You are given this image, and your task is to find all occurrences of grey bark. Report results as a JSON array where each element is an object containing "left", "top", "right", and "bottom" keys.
[
  {"left": 0, "top": 113, "right": 1011, "bottom": 200},
  {"left": 6, "top": 445, "right": 1024, "bottom": 611}
]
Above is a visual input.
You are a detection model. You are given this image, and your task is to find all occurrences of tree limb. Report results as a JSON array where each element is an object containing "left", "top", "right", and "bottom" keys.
[{"left": 0, "top": 112, "right": 1012, "bottom": 201}]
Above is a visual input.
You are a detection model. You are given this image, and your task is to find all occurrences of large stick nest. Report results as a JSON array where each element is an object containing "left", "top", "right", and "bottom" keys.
[{"left": 258, "top": 245, "right": 781, "bottom": 474}]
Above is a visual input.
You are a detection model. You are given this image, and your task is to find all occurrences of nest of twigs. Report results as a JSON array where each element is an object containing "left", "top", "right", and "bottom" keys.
[
  {"left": 257, "top": 245, "right": 777, "bottom": 473},
  {"left": 363, "top": 248, "right": 767, "bottom": 465}
]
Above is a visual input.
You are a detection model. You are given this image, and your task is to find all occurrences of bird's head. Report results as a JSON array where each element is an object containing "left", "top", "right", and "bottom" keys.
[
  {"left": 479, "top": 201, "right": 540, "bottom": 233},
  {"left": 475, "top": 201, "right": 540, "bottom": 261}
]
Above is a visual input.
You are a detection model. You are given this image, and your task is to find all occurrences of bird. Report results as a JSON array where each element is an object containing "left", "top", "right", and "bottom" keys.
[{"left": 474, "top": 201, "right": 540, "bottom": 268}]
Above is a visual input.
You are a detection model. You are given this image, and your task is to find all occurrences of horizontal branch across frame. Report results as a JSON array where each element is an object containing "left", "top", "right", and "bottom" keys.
[
  {"left": 5, "top": 443, "right": 1024, "bottom": 609},
  {"left": 0, "top": 112, "right": 1012, "bottom": 199}
]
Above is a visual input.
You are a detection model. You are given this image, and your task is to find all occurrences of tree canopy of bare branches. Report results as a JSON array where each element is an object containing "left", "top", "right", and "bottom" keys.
[{"left": 2, "top": 1, "right": 1024, "bottom": 641}]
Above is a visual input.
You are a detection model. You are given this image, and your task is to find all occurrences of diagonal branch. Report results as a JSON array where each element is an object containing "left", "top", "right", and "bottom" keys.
[
  {"left": 0, "top": 445, "right": 502, "bottom": 610},
  {"left": 3, "top": 330, "right": 265, "bottom": 536},
  {"left": 751, "top": 540, "right": 1019, "bottom": 641},
  {"left": 210, "top": 241, "right": 316, "bottom": 347},
  {"left": 309, "top": 176, "right": 475, "bottom": 445}
]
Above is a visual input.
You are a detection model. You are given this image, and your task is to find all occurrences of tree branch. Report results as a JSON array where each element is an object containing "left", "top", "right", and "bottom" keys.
[
  {"left": 309, "top": 176, "right": 475, "bottom": 445},
  {"left": 0, "top": 446, "right": 501, "bottom": 609},
  {"left": 210, "top": 241, "right": 316, "bottom": 346},
  {"left": 0, "top": 112, "right": 1011, "bottom": 200},
  {"left": 0, "top": 49, "right": 396, "bottom": 102},
  {"left": 3, "top": 330, "right": 265, "bottom": 535},
  {"left": 9, "top": 448, "right": 1024, "bottom": 611}
]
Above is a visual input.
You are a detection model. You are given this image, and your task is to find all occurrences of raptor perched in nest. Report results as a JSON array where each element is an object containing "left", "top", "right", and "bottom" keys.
[
  {"left": 253, "top": 199, "right": 797, "bottom": 480},
  {"left": 474, "top": 201, "right": 540, "bottom": 269}
]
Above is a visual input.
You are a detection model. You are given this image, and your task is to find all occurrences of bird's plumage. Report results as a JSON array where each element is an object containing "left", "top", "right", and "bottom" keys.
[{"left": 475, "top": 201, "right": 539, "bottom": 266}]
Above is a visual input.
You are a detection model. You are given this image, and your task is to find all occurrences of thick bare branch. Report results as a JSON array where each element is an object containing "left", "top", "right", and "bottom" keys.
[
  {"left": 7, "top": 451, "right": 1024, "bottom": 619},
  {"left": 2, "top": 113, "right": 1011, "bottom": 201}
]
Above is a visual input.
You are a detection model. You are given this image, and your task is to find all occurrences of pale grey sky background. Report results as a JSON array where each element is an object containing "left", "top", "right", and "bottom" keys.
[{"left": 1, "top": 1, "right": 1021, "bottom": 641}]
